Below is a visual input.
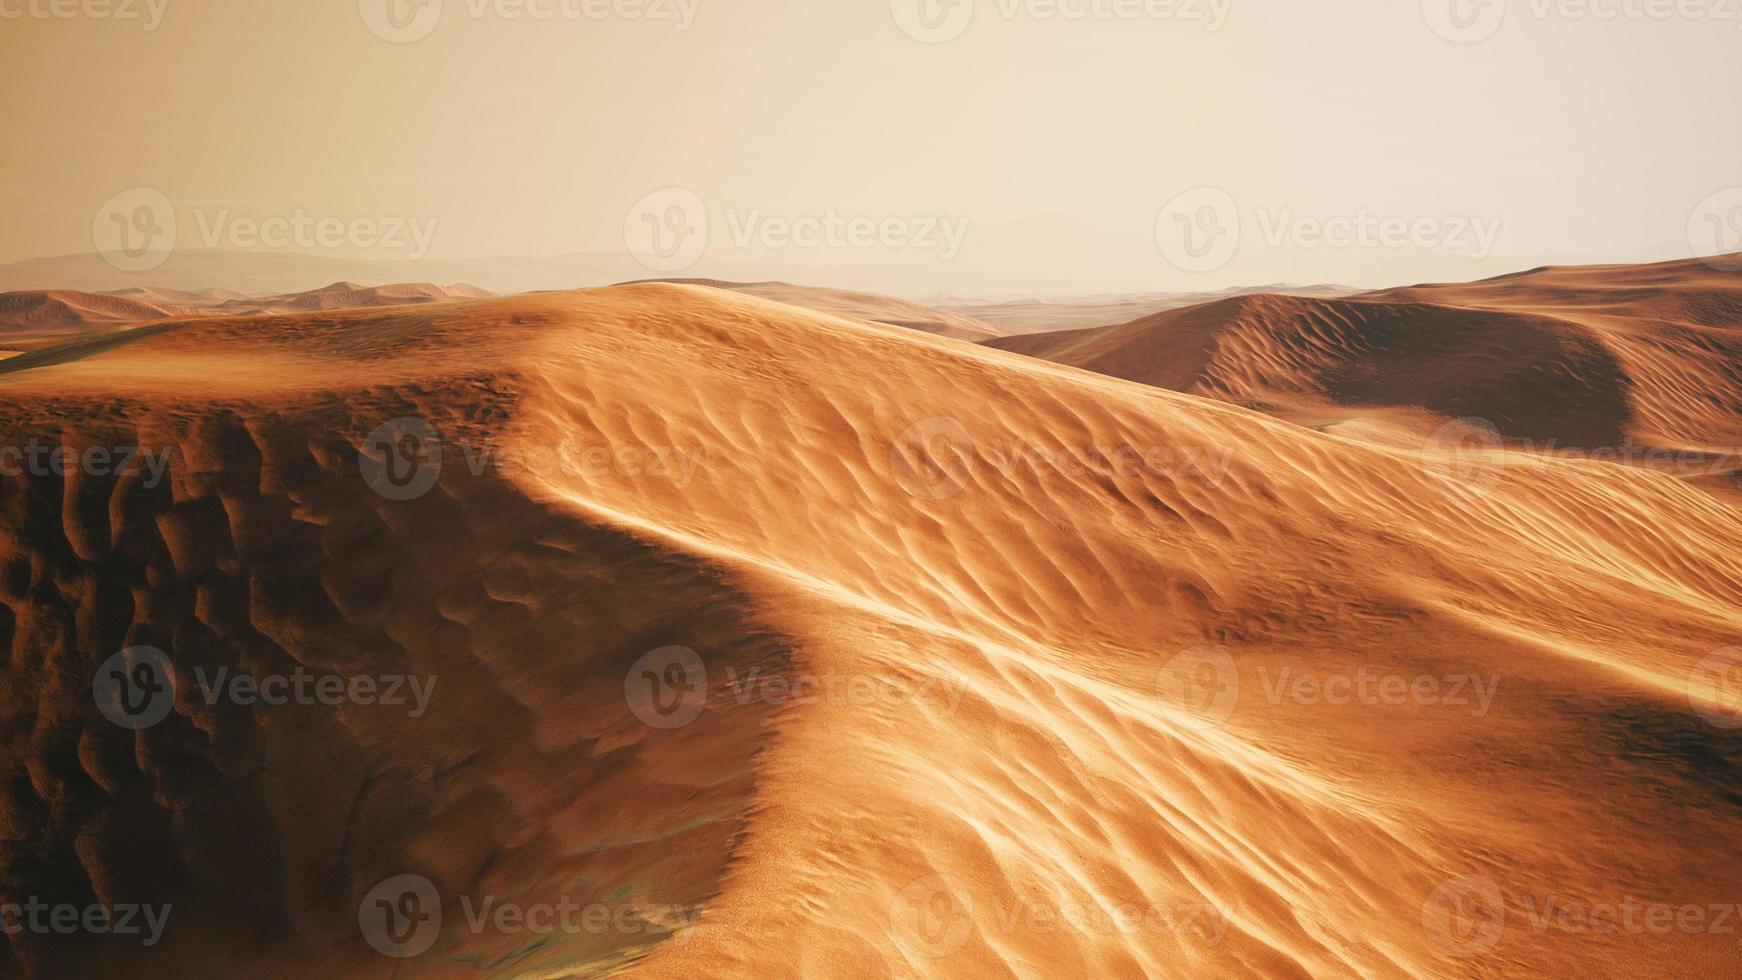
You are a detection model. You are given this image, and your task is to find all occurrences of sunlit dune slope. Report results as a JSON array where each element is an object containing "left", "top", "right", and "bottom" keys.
[
  {"left": 986, "top": 258, "right": 1742, "bottom": 467},
  {"left": 0, "top": 282, "right": 1738, "bottom": 977}
]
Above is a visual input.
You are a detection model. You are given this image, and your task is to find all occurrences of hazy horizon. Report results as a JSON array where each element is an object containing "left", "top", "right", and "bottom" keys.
[{"left": 4, "top": 0, "right": 1740, "bottom": 296}]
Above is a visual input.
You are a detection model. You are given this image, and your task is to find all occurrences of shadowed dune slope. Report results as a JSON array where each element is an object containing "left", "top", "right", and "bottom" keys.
[
  {"left": 986, "top": 258, "right": 1742, "bottom": 462},
  {"left": 0, "top": 283, "right": 1738, "bottom": 977}
]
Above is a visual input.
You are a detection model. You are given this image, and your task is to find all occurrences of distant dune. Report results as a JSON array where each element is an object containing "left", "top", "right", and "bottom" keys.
[
  {"left": 628, "top": 278, "right": 1001, "bottom": 340},
  {"left": 0, "top": 281, "right": 496, "bottom": 350},
  {"left": 2, "top": 268, "right": 1739, "bottom": 976},
  {"left": 988, "top": 257, "right": 1742, "bottom": 470},
  {"left": 945, "top": 284, "right": 1358, "bottom": 336}
]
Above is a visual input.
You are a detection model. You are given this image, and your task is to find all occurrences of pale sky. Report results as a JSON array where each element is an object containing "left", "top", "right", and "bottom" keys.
[{"left": 2, "top": 0, "right": 1739, "bottom": 295}]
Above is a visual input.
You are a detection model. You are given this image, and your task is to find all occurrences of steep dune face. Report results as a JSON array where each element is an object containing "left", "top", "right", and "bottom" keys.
[
  {"left": 635, "top": 279, "right": 1001, "bottom": 341},
  {"left": 0, "top": 284, "right": 1739, "bottom": 977},
  {"left": 986, "top": 259, "right": 1742, "bottom": 469}
]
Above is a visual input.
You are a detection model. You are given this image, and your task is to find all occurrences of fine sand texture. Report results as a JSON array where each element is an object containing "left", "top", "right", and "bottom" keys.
[{"left": 0, "top": 275, "right": 1738, "bottom": 976}]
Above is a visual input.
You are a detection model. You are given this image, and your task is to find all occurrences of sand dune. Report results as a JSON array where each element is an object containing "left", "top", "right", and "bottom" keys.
[
  {"left": 631, "top": 279, "right": 1001, "bottom": 340},
  {"left": 0, "top": 282, "right": 496, "bottom": 350},
  {"left": 1, "top": 270, "right": 1739, "bottom": 977},
  {"left": 987, "top": 258, "right": 1742, "bottom": 475},
  {"left": 0, "top": 289, "right": 197, "bottom": 350},
  {"left": 945, "top": 284, "right": 1357, "bottom": 336}
]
